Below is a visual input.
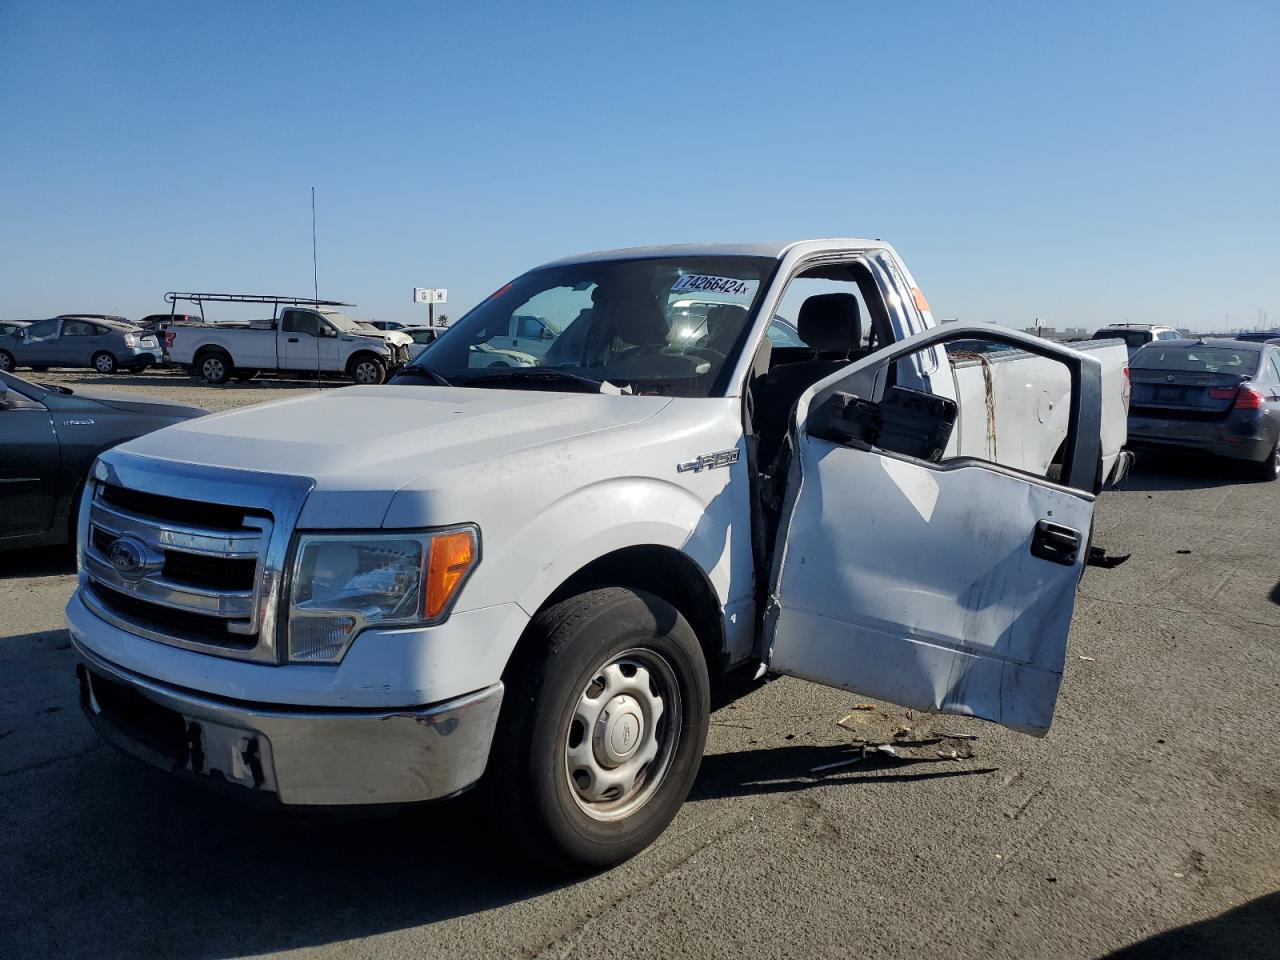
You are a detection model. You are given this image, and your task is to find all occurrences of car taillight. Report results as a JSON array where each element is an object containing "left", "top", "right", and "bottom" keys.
[
  {"left": 1233, "top": 385, "right": 1266, "bottom": 410},
  {"left": 1208, "top": 386, "right": 1237, "bottom": 400},
  {"left": 164, "top": 331, "right": 175, "bottom": 348},
  {"left": 123, "top": 333, "right": 137, "bottom": 347}
]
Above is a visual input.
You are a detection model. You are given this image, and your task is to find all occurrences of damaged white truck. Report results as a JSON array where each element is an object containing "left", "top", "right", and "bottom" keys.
[{"left": 68, "top": 240, "right": 1131, "bottom": 871}]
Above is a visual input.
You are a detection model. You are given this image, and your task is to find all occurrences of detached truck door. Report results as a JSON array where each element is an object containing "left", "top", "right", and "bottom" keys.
[{"left": 764, "top": 325, "right": 1102, "bottom": 736}]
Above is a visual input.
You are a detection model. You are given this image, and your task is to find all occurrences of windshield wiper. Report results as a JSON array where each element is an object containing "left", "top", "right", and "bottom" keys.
[{"left": 464, "top": 368, "right": 607, "bottom": 393}]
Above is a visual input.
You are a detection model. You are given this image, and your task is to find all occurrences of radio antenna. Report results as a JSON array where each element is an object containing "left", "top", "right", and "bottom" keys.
[
  {"left": 311, "top": 186, "right": 322, "bottom": 389},
  {"left": 311, "top": 187, "right": 319, "bottom": 305}
]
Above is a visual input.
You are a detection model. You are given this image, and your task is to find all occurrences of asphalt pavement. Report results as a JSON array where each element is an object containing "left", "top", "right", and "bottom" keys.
[{"left": 1, "top": 369, "right": 1277, "bottom": 959}]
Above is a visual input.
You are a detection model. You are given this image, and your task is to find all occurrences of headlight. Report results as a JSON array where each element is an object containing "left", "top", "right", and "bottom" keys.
[{"left": 287, "top": 526, "right": 479, "bottom": 663}]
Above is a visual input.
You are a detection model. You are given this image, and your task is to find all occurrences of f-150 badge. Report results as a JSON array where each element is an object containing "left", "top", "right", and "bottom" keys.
[{"left": 677, "top": 448, "right": 740, "bottom": 474}]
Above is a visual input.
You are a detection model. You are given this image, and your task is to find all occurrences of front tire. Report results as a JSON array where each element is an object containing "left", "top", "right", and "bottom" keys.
[
  {"left": 349, "top": 355, "right": 387, "bottom": 385},
  {"left": 92, "top": 352, "right": 117, "bottom": 374},
  {"left": 485, "top": 587, "right": 710, "bottom": 874},
  {"left": 0, "top": 350, "right": 13, "bottom": 372}
]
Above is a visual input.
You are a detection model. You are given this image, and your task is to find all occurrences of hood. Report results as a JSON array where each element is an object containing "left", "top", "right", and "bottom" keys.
[
  {"left": 48, "top": 387, "right": 207, "bottom": 419},
  {"left": 114, "top": 386, "right": 671, "bottom": 527},
  {"left": 379, "top": 330, "right": 412, "bottom": 346},
  {"left": 347, "top": 329, "right": 409, "bottom": 348}
]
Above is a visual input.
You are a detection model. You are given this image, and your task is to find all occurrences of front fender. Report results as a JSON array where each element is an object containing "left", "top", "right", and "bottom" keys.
[{"left": 505, "top": 475, "right": 734, "bottom": 617}]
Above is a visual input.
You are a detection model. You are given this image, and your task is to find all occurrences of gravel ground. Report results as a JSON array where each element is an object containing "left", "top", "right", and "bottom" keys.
[{"left": 1, "top": 369, "right": 1277, "bottom": 960}]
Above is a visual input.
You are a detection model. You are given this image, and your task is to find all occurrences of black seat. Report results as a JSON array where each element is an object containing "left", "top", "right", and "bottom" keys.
[{"left": 752, "top": 293, "right": 862, "bottom": 471}]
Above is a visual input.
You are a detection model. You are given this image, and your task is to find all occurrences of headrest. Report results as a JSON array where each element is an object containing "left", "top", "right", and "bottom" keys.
[
  {"left": 797, "top": 293, "right": 861, "bottom": 352},
  {"left": 596, "top": 295, "right": 669, "bottom": 347},
  {"left": 705, "top": 304, "right": 747, "bottom": 350}
]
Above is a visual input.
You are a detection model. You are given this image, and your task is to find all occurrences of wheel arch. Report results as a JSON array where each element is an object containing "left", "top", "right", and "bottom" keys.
[
  {"left": 194, "top": 344, "right": 234, "bottom": 365},
  {"left": 513, "top": 544, "right": 727, "bottom": 680},
  {"left": 346, "top": 349, "right": 386, "bottom": 371}
]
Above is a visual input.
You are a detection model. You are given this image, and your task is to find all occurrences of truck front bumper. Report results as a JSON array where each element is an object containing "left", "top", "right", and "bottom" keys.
[{"left": 74, "top": 640, "right": 504, "bottom": 806}]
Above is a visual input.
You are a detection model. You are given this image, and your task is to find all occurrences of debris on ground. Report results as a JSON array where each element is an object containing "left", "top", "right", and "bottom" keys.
[
  {"left": 1087, "top": 546, "right": 1131, "bottom": 569},
  {"left": 811, "top": 753, "right": 865, "bottom": 774},
  {"left": 814, "top": 707, "right": 981, "bottom": 774},
  {"left": 1078, "top": 655, "right": 1096, "bottom": 662}
]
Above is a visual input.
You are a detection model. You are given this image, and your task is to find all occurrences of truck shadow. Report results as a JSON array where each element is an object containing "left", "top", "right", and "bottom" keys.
[
  {"left": 6, "top": 746, "right": 574, "bottom": 960},
  {"left": 690, "top": 744, "right": 998, "bottom": 800},
  {"left": 1097, "top": 891, "right": 1280, "bottom": 958}
]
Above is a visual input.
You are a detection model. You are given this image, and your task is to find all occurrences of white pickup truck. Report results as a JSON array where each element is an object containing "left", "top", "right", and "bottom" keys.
[
  {"left": 68, "top": 240, "right": 1130, "bottom": 872},
  {"left": 165, "top": 304, "right": 411, "bottom": 384}
]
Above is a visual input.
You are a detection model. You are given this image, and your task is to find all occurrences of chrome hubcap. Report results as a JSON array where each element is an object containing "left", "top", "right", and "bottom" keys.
[
  {"left": 203, "top": 358, "right": 224, "bottom": 380},
  {"left": 356, "top": 363, "right": 378, "bottom": 383},
  {"left": 566, "top": 650, "right": 680, "bottom": 821},
  {"left": 96, "top": 356, "right": 112, "bottom": 372},
  {"left": 0, "top": 355, "right": 10, "bottom": 371}
]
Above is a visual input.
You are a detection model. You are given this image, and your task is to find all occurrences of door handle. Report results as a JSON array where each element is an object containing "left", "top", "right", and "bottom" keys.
[
  {"left": 288, "top": 337, "right": 299, "bottom": 343},
  {"left": 1031, "top": 520, "right": 1082, "bottom": 565}
]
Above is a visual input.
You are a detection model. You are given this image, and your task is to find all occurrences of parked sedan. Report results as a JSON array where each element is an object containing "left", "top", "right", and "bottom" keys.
[
  {"left": 0, "top": 371, "right": 207, "bottom": 550},
  {"left": 0, "top": 316, "right": 164, "bottom": 374},
  {"left": 0, "top": 320, "right": 31, "bottom": 337},
  {"left": 1234, "top": 331, "right": 1280, "bottom": 345},
  {"left": 401, "top": 325, "right": 438, "bottom": 359},
  {"left": 1127, "top": 338, "right": 1280, "bottom": 480}
]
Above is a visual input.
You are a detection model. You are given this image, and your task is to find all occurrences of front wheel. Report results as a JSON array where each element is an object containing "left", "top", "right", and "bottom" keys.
[
  {"left": 485, "top": 587, "right": 710, "bottom": 874},
  {"left": 92, "top": 352, "right": 117, "bottom": 374},
  {"left": 349, "top": 356, "right": 386, "bottom": 385},
  {"left": 0, "top": 350, "right": 13, "bottom": 372}
]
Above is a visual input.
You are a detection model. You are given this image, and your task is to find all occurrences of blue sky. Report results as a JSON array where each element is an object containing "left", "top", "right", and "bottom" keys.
[{"left": 1, "top": 0, "right": 1275, "bottom": 331}]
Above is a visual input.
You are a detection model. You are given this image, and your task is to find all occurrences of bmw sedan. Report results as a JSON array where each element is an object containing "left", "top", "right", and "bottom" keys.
[
  {"left": 1127, "top": 338, "right": 1280, "bottom": 480},
  {"left": 0, "top": 371, "right": 206, "bottom": 551}
]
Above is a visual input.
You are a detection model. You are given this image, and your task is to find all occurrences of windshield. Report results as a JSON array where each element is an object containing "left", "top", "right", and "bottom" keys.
[
  {"left": 399, "top": 256, "right": 775, "bottom": 397},
  {"left": 1132, "top": 345, "right": 1261, "bottom": 376},
  {"left": 320, "top": 311, "right": 365, "bottom": 333}
]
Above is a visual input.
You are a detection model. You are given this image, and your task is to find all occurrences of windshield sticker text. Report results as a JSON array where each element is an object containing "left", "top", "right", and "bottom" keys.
[{"left": 670, "top": 275, "right": 759, "bottom": 301}]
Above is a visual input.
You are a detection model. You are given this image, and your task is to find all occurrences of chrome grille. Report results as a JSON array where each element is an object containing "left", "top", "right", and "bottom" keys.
[{"left": 82, "top": 482, "right": 279, "bottom": 662}]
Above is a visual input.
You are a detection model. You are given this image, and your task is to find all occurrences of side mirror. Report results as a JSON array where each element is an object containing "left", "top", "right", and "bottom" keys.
[
  {"left": 540, "top": 327, "right": 554, "bottom": 340},
  {"left": 817, "top": 385, "right": 957, "bottom": 463}
]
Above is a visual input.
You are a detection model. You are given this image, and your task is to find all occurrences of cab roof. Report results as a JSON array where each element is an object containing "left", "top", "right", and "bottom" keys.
[{"left": 535, "top": 239, "right": 888, "bottom": 269}]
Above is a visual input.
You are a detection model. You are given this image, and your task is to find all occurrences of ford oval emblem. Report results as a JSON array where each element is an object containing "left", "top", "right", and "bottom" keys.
[{"left": 106, "top": 536, "right": 152, "bottom": 578}]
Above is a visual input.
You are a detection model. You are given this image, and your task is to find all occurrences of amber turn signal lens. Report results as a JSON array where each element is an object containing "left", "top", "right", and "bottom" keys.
[{"left": 425, "top": 530, "right": 477, "bottom": 619}]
